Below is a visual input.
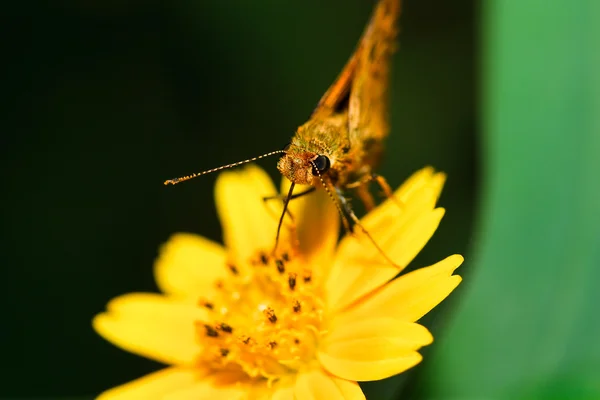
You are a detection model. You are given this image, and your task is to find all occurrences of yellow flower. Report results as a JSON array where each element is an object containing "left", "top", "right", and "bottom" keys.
[{"left": 93, "top": 165, "right": 462, "bottom": 399}]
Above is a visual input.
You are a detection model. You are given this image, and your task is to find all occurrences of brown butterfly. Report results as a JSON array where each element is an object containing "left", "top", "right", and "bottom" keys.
[{"left": 166, "top": 0, "right": 402, "bottom": 264}]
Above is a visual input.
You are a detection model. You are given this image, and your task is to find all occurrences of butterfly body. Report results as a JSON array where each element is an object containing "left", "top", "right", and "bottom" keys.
[
  {"left": 165, "top": 0, "right": 403, "bottom": 263},
  {"left": 277, "top": 0, "right": 400, "bottom": 200}
]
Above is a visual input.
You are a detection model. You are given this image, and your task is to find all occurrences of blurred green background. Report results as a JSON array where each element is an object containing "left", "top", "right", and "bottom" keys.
[{"left": 2, "top": 0, "right": 598, "bottom": 399}]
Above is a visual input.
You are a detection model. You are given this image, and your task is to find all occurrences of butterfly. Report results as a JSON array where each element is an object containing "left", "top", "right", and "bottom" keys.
[{"left": 166, "top": 0, "right": 402, "bottom": 265}]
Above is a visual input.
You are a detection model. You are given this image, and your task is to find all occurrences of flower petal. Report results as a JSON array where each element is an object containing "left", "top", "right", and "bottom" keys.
[
  {"left": 163, "top": 378, "right": 248, "bottom": 400},
  {"left": 281, "top": 178, "right": 340, "bottom": 274},
  {"left": 340, "top": 255, "right": 463, "bottom": 322},
  {"left": 271, "top": 383, "right": 295, "bottom": 400},
  {"left": 324, "top": 317, "right": 433, "bottom": 346},
  {"left": 295, "top": 367, "right": 365, "bottom": 400},
  {"left": 164, "top": 370, "right": 276, "bottom": 400},
  {"left": 97, "top": 367, "right": 205, "bottom": 400},
  {"left": 395, "top": 166, "right": 445, "bottom": 203},
  {"left": 337, "top": 178, "right": 444, "bottom": 266},
  {"left": 318, "top": 350, "right": 422, "bottom": 382},
  {"left": 93, "top": 293, "right": 207, "bottom": 365},
  {"left": 327, "top": 169, "right": 447, "bottom": 311},
  {"left": 325, "top": 262, "right": 400, "bottom": 313},
  {"left": 154, "top": 233, "right": 228, "bottom": 297},
  {"left": 357, "top": 167, "right": 445, "bottom": 234},
  {"left": 318, "top": 318, "right": 432, "bottom": 381},
  {"left": 215, "top": 165, "right": 282, "bottom": 265}
]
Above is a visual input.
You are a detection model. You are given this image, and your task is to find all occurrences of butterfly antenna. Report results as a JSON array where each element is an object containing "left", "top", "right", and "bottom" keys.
[
  {"left": 164, "top": 150, "right": 286, "bottom": 185},
  {"left": 311, "top": 162, "right": 353, "bottom": 233},
  {"left": 312, "top": 162, "right": 399, "bottom": 268}
]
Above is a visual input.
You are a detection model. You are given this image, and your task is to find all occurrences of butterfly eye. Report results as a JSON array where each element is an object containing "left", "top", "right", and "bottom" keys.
[
  {"left": 312, "top": 155, "right": 331, "bottom": 174},
  {"left": 282, "top": 143, "right": 292, "bottom": 152}
]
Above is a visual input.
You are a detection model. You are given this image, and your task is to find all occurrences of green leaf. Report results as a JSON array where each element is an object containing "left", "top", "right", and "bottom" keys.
[{"left": 422, "top": 1, "right": 600, "bottom": 398}]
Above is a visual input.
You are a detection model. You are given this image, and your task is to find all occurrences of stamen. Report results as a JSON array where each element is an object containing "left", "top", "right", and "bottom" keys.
[
  {"left": 219, "top": 323, "right": 233, "bottom": 333},
  {"left": 260, "top": 252, "right": 269, "bottom": 265},
  {"left": 303, "top": 271, "right": 312, "bottom": 283},
  {"left": 204, "top": 324, "right": 219, "bottom": 337},
  {"left": 227, "top": 263, "right": 239, "bottom": 275},
  {"left": 264, "top": 307, "right": 278, "bottom": 323},
  {"left": 241, "top": 336, "right": 253, "bottom": 345},
  {"left": 288, "top": 273, "right": 297, "bottom": 290},
  {"left": 199, "top": 299, "right": 214, "bottom": 310},
  {"left": 194, "top": 249, "right": 323, "bottom": 381},
  {"left": 276, "top": 259, "right": 285, "bottom": 273}
]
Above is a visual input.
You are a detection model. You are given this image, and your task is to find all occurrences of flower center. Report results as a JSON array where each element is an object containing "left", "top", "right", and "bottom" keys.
[{"left": 195, "top": 249, "right": 324, "bottom": 381}]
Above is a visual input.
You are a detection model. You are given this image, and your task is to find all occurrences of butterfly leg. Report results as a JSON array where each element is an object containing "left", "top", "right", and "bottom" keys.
[
  {"left": 262, "top": 186, "right": 316, "bottom": 203},
  {"left": 347, "top": 173, "right": 403, "bottom": 209},
  {"left": 335, "top": 187, "right": 399, "bottom": 268},
  {"left": 355, "top": 182, "right": 376, "bottom": 211},
  {"left": 372, "top": 173, "right": 405, "bottom": 208},
  {"left": 345, "top": 175, "right": 377, "bottom": 211},
  {"left": 331, "top": 188, "right": 355, "bottom": 234},
  {"left": 371, "top": 173, "right": 393, "bottom": 198},
  {"left": 262, "top": 187, "right": 316, "bottom": 227},
  {"left": 265, "top": 186, "right": 317, "bottom": 256}
]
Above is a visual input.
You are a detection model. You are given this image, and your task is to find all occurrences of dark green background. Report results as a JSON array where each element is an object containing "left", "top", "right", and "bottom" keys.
[
  {"left": 9, "top": 0, "right": 597, "bottom": 399},
  {"left": 3, "top": 1, "right": 476, "bottom": 398}
]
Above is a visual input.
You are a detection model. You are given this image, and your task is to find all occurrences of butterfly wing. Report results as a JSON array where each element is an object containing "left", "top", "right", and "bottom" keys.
[
  {"left": 311, "top": 0, "right": 401, "bottom": 150},
  {"left": 311, "top": 45, "right": 360, "bottom": 118},
  {"left": 348, "top": 0, "right": 401, "bottom": 146}
]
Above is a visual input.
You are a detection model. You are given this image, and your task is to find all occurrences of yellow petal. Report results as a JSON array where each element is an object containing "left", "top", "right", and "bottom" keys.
[
  {"left": 324, "top": 317, "right": 433, "bottom": 346},
  {"left": 97, "top": 367, "right": 204, "bottom": 400},
  {"left": 358, "top": 167, "right": 445, "bottom": 231},
  {"left": 164, "top": 370, "right": 274, "bottom": 400},
  {"left": 154, "top": 233, "right": 228, "bottom": 297},
  {"left": 215, "top": 165, "right": 282, "bottom": 265},
  {"left": 337, "top": 179, "right": 444, "bottom": 266},
  {"left": 93, "top": 293, "right": 206, "bottom": 365},
  {"left": 281, "top": 178, "right": 340, "bottom": 273},
  {"left": 295, "top": 367, "right": 365, "bottom": 400},
  {"left": 163, "top": 379, "right": 248, "bottom": 400},
  {"left": 340, "top": 255, "right": 463, "bottom": 322},
  {"left": 327, "top": 180, "right": 446, "bottom": 311},
  {"left": 325, "top": 261, "right": 399, "bottom": 313},
  {"left": 271, "top": 383, "right": 295, "bottom": 400},
  {"left": 318, "top": 318, "right": 431, "bottom": 381},
  {"left": 393, "top": 166, "right": 445, "bottom": 202},
  {"left": 318, "top": 350, "right": 422, "bottom": 382}
]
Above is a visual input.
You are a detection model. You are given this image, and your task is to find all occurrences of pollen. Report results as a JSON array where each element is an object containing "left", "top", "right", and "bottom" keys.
[{"left": 194, "top": 249, "right": 324, "bottom": 380}]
